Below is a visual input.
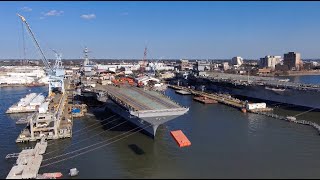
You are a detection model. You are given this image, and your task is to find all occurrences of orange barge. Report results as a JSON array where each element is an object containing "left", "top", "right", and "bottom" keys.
[{"left": 170, "top": 130, "right": 191, "bottom": 147}]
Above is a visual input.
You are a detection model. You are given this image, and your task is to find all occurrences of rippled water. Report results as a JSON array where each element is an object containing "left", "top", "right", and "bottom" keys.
[{"left": 1, "top": 76, "right": 320, "bottom": 178}]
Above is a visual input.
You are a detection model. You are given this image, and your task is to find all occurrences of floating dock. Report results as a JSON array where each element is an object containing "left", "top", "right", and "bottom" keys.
[
  {"left": 170, "top": 130, "right": 191, "bottom": 148},
  {"left": 6, "top": 138, "right": 47, "bottom": 179}
]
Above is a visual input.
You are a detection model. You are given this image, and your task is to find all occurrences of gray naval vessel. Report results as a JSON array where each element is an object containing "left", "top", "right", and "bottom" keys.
[
  {"left": 190, "top": 72, "right": 320, "bottom": 109},
  {"left": 95, "top": 84, "right": 189, "bottom": 138}
]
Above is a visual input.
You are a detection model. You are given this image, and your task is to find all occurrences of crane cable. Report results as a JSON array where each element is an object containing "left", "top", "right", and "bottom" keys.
[
  {"left": 45, "top": 118, "right": 126, "bottom": 155},
  {"left": 73, "top": 115, "right": 117, "bottom": 134},
  {"left": 43, "top": 124, "right": 144, "bottom": 162},
  {"left": 21, "top": 20, "right": 27, "bottom": 64},
  {"left": 42, "top": 123, "right": 152, "bottom": 165},
  {"left": 294, "top": 107, "right": 317, "bottom": 117},
  {"left": 48, "top": 115, "right": 117, "bottom": 145}
]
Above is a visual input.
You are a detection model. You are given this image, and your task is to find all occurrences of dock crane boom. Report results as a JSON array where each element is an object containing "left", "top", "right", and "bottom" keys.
[
  {"left": 17, "top": 13, "right": 53, "bottom": 74},
  {"left": 17, "top": 14, "right": 65, "bottom": 95},
  {"left": 52, "top": 49, "right": 63, "bottom": 69}
]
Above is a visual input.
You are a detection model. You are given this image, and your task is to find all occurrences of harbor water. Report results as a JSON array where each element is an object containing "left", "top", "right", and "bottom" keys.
[{"left": 1, "top": 75, "right": 320, "bottom": 178}]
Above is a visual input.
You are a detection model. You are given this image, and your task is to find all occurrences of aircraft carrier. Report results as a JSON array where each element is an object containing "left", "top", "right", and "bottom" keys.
[
  {"left": 189, "top": 72, "right": 320, "bottom": 109},
  {"left": 94, "top": 84, "right": 189, "bottom": 138}
]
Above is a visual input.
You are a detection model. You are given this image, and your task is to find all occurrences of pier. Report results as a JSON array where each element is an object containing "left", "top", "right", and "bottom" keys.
[
  {"left": 169, "top": 84, "right": 272, "bottom": 112},
  {"left": 251, "top": 111, "right": 320, "bottom": 135},
  {"left": 193, "top": 96, "right": 217, "bottom": 104},
  {"left": 169, "top": 85, "right": 245, "bottom": 108},
  {"left": 15, "top": 80, "right": 74, "bottom": 143},
  {"left": 6, "top": 138, "right": 47, "bottom": 179}
]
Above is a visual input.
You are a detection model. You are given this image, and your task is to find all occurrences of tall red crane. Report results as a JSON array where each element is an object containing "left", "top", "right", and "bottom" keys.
[{"left": 140, "top": 46, "right": 148, "bottom": 73}]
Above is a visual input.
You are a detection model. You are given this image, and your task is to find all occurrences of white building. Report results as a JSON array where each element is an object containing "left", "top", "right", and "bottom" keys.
[
  {"left": 0, "top": 66, "right": 47, "bottom": 85},
  {"left": 231, "top": 56, "right": 243, "bottom": 66},
  {"left": 135, "top": 76, "right": 161, "bottom": 86},
  {"left": 148, "top": 62, "right": 174, "bottom": 71},
  {"left": 259, "top": 55, "right": 281, "bottom": 70},
  {"left": 96, "top": 64, "right": 140, "bottom": 72},
  {"left": 222, "top": 62, "right": 230, "bottom": 71}
]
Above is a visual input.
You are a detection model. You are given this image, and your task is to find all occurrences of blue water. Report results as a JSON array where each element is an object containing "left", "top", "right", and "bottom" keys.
[{"left": 280, "top": 75, "right": 320, "bottom": 84}]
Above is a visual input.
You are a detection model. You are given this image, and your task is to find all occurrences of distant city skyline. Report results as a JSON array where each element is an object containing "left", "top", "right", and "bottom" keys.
[{"left": 1, "top": 1, "right": 320, "bottom": 59}]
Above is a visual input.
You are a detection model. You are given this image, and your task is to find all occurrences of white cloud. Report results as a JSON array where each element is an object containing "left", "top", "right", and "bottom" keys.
[
  {"left": 21, "top": 6, "right": 32, "bottom": 12},
  {"left": 44, "top": 10, "right": 64, "bottom": 16},
  {"left": 120, "top": 12, "right": 129, "bottom": 16},
  {"left": 80, "top": 14, "right": 96, "bottom": 20}
]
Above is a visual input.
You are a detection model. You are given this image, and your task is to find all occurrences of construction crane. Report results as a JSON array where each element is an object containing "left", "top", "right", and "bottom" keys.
[
  {"left": 140, "top": 46, "right": 148, "bottom": 73},
  {"left": 52, "top": 49, "right": 63, "bottom": 69},
  {"left": 17, "top": 14, "right": 53, "bottom": 74},
  {"left": 17, "top": 14, "right": 65, "bottom": 95}
]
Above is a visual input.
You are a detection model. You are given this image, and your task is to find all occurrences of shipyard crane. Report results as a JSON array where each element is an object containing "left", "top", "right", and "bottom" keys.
[
  {"left": 152, "top": 56, "right": 164, "bottom": 77},
  {"left": 52, "top": 49, "right": 63, "bottom": 69},
  {"left": 17, "top": 14, "right": 65, "bottom": 95}
]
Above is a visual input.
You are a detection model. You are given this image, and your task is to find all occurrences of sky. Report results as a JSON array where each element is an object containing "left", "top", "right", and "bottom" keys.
[{"left": 1, "top": 1, "right": 320, "bottom": 60}]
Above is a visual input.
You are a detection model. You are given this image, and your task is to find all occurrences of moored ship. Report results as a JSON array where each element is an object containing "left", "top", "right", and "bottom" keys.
[
  {"left": 188, "top": 73, "right": 320, "bottom": 109},
  {"left": 95, "top": 84, "right": 189, "bottom": 138}
]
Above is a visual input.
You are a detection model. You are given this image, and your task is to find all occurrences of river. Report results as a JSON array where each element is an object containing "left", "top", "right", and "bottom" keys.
[{"left": 1, "top": 75, "right": 320, "bottom": 178}]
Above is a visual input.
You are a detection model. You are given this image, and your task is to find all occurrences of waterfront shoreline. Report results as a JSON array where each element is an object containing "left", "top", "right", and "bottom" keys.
[
  {"left": 278, "top": 71, "right": 320, "bottom": 76},
  {"left": 0, "top": 84, "right": 48, "bottom": 88}
]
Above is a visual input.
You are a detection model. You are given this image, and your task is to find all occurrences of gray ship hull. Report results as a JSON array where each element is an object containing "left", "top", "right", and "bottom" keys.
[
  {"left": 208, "top": 83, "right": 320, "bottom": 109},
  {"left": 104, "top": 99, "right": 185, "bottom": 138}
]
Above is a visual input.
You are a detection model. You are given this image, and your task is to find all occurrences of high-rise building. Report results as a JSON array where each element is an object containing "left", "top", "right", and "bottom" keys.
[
  {"left": 231, "top": 56, "right": 243, "bottom": 66},
  {"left": 283, "top": 52, "right": 301, "bottom": 70},
  {"left": 259, "top": 55, "right": 281, "bottom": 70}
]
